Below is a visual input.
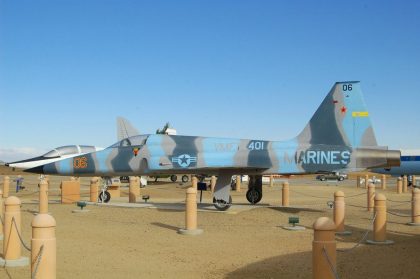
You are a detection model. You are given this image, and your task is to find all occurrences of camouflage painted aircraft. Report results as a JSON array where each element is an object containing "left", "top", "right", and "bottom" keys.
[{"left": 26, "top": 81, "right": 400, "bottom": 210}]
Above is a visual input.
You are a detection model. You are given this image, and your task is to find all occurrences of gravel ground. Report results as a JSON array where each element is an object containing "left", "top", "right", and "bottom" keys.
[{"left": 0, "top": 173, "right": 419, "bottom": 279}]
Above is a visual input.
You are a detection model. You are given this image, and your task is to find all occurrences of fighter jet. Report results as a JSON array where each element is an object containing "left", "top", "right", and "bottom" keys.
[{"left": 25, "top": 81, "right": 401, "bottom": 210}]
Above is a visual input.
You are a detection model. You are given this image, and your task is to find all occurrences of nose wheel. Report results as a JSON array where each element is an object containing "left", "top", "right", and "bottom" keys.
[
  {"left": 213, "top": 196, "right": 232, "bottom": 211},
  {"left": 98, "top": 191, "right": 111, "bottom": 203}
]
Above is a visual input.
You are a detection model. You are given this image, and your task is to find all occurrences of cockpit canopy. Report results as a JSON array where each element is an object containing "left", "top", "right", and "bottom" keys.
[
  {"left": 43, "top": 145, "right": 97, "bottom": 158},
  {"left": 109, "top": 135, "right": 150, "bottom": 148}
]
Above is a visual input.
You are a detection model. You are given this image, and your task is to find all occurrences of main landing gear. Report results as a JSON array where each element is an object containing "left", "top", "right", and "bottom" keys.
[
  {"left": 246, "top": 175, "right": 263, "bottom": 204},
  {"left": 212, "top": 174, "right": 264, "bottom": 210}
]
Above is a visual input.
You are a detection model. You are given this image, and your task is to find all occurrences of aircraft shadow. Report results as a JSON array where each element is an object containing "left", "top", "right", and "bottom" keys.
[
  {"left": 225, "top": 230, "right": 420, "bottom": 279},
  {"left": 268, "top": 207, "right": 325, "bottom": 214}
]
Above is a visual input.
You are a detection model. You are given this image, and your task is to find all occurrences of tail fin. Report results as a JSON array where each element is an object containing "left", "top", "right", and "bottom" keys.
[
  {"left": 116, "top": 117, "right": 140, "bottom": 141},
  {"left": 296, "top": 81, "right": 377, "bottom": 148}
]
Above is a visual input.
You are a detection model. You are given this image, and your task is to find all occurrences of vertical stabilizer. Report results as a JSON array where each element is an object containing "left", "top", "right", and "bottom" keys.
[
  {"left": 117, "top": 117, "right": 140, "bottom": 141},
  {"left": 296, "top": 81, "right": 377, "bottom": 148}
]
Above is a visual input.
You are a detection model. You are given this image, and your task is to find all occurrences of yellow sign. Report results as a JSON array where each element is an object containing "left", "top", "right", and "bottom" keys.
[{"left": 352, "top": 111, "right": 369, "bottom": 117}]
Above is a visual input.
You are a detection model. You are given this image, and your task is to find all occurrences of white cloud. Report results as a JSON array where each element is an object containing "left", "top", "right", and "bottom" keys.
[{"left": 0, "top": 147, "right": 48, "bottom": 162}]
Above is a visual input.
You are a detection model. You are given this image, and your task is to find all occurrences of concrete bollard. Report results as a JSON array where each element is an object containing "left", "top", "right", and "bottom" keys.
[
  {"left": 0, "top": 190, "right": 3, "bottom": 240},
  {"left": 192, "top": 176, "right": 198, "bottom": 190},
  {"left": 403, "top": 175, "right": 408, "bottom": 193},
  {"left": 397, "top": 177, "right": 403, "bottom": 194},
  {"left": 364, "top": 175, "right": 369, "bottom": 189},
  {"left": 356, "top": 176, "right": 361, "bottom": 188},
  {"left": 381, "top": 175, "right": 386, "bottom": 190},
  {"left": 3, "top": 176, "right": 10, "bottom": 198},
  {"left": 334, "top": 191, "right": 351, "bottom": 235},
  {"left": 178, "top": 187, "right": 203, "bottom": 235},
  {"left": 312, "top": 217, "right": 336, "bottom": 279},
  {"left": 43, "top": 175, "right": 50, "bottom": 189},
  {"left": 129, "top": 176, "right": 137, "bottom": 203},
  {"left": 367, "top": 194, "right": 394, "bottom": 245},
  {"left": 0, "top": 196, "right": 29, "bottom": 266},
  {"left": 39, "top": 179, "right": 49, "bottom": 214},
  {"left": 31, "top": 214, "right": 56, "bottom": 279},
  {"left": 90, "top": 177, "right": 99, "bottom": 202},
  {"left": 134, "top": 177, "right": 141, "bottom": 196},
  {"left": 210, "top": 176, "right": 216, "bottom": 193},
  {"left": 236, "top": 175, "right": 241, "bottom": 192},
  {"left": 282, "top": 181, "right": 289, "bottom": 207},
  {"left": 270, "top": 175, "right": 274, "bottom": 187},
  {"left": 367, "top": 183, "right": 375, "bottom": 212},
  {"left": 408, "top": 188, "right": 420, "bottom": 226}
]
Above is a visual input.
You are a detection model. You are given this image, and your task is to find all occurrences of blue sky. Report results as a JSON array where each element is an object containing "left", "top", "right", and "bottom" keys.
[{"left": 1, "top": 0, "right": 419, "bottom": 161}]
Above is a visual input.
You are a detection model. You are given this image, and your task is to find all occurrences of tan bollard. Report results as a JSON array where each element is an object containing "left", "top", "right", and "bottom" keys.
[
  {"left": 90, "top": 177, "right": 99, "bottom": 202},
  {"left": 44, "top": 175, "right": 50, "bottom": 188},
  {"left": 210, "top": 176, "right": 216, "bottom": 193},
  {"left": 39, "top": 179, "right": 49, "bottom": 214},
  {"left": 364, "top": 174, "right": 369, "bottom": 189},
  {"left": 134, "top": 177, "right": 141, "bottom": 196},
  {"left": 381, "top": 175, "right": 386, "bottom": 190},
  {"left": 367, "top": 183, "right": 375, "bottom": 212},
  {"left": 31, "top": 214, "right": 56, "bottom": 279},
  {"left": 236, "top": 175, "right": 241, "bottom": 192},
  {"left": 0, "top": 190, "right": 3, "bottom": 240},
  {"left": 413, "top": 176, "right": 417, "bottom": 187},
  {"left": 367, "top": 193, "right": 394, "bottom": 245},
  {"left": 192, "top": 176, "right": 198, "bottom": 190},
  {"left": 397, "top": 177, "right": 402, "bottom": 194},
  {"left": 282, "top": 181, "right": 289, "bottom": 207},
  {"left": 270, "top": 175, "right": 274, "bottom": 187},
  {"left": 129, "top": 176, "right": 137, "bottom": 203},
  {"left": 334, "top": 191, "right": 351, "bottom": 235},
  {"left": 3, "top": 176, "right": 10, "bottom": 198},
  {"left": 403, "top": 175, "right": 408, "bottom": 193},
  {"left": 408, "top": 188, "right": 420, "bottom": 226},
  {"left": 312, "top": 217, "right": 336, "bottom": 279},
  {"left": 0, "top": 196, "right": 29, "bottom": 266},
  {"left": 356, "top": 176, "right": 361, "bottom": 188},
  {"left": 178, "top": 187, "right": 203, "bottom": 235}
]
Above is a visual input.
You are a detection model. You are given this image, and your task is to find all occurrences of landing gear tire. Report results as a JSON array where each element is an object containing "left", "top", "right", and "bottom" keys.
[
  {"left": 213, "top": 196, "right": 232, "bottom": 211},
  {"left": 98, "top": 191, "right": 111, "bottom": 203},
  {"left": 170, "top": 175, "right": 177, "bottom": 182},
  {"left": 181, "top": 175, "right": 189, "bottom": 183},
  {"left": 246, "top": 188, "right": 262, "bottom": 204}
]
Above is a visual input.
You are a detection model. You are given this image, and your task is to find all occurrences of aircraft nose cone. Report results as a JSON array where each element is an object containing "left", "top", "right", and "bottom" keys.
[{"left": 24, "top": 165, "right": 45, "bottom": 174}]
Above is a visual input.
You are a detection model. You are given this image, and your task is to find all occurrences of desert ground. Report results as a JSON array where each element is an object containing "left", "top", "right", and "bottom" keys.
[{"left": 0, "top": 172, "right": 419, "bottom": 279}]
